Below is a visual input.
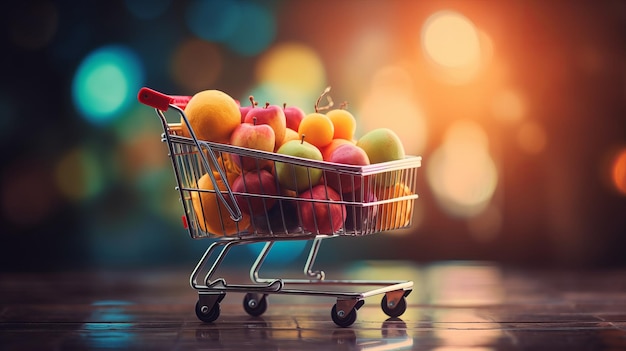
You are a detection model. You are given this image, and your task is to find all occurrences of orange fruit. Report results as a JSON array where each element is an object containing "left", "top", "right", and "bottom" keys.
[
  {"left": 326, "top": 109, "right": 356, "bottom": 141},
  {"left": 278, "top": 127, "right": 301, "bottom": 149},
  {"left": 197, "top": 150, "right": 242, "bottom": 177},
  {"left": 375, "top": 182, "right": 414, "bottom": 231},
  {"left": 181, "top": 89, "right": 240, "bottom": 143},
  {"left": 298, "top": 112, "right": 334, "bottom": 148},
  {"left": 191, "top": 170, "right": 251, "bottom": 236}
]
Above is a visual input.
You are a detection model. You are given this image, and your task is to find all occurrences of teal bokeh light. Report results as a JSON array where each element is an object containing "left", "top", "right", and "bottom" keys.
[
  {"left": 246, "top": 241, "right": 308, "bottom": 265},
  {"left": 185, "top": 0, "right": 240, "bottom": 42},
  {"left": 225, "top": 2, "right": 276, "bottom": 56},
  {"left": 185, "top": 0, "right": 275, "bottom": 57},
  {"left": 72, "top": 45, "right": 144, "bottom": 125}
]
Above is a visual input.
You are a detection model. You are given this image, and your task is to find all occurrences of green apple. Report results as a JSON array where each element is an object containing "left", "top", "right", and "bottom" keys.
[
  {"left": 275, "top": 138, "right": 323, "bottom": 192},
  {"left": 356, "top": 128, "right": 405, "bottom": 164},
  {"left": 356, "top": 128, "right": 405, "bottom": 186}
]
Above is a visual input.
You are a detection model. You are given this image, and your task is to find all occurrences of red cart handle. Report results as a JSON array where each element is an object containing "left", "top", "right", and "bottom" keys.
[{"left": 137, "top": 87, "right": 191, "bottom": 110}]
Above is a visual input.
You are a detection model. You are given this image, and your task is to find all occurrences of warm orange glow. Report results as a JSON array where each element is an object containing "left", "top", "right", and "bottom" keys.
[
  {"left": 421, "top": 10, "right": 484, "bottom": 85},
  {"left": 491, "top": 89, "right": 526, "bottom": 123},
  {"left": 426, "top": 120, "right": 498, "bottom": 218},
  {"left": 255, "top": 42, "right": 326, "bottom": 105},
  {"left": 611, "top": 148, "right": 626, "bottom": 196},
  {"left": 425, "top": 264, "right": 504, "bottom": 305},
  {"left": 478, "top": 29, "right": 495, "bottom": 68},
  {"left": 341, "top": 29, "right": 392, "bottom": 94},
  {"left": 422, "top": 11, "right": 481, "bottom": 68},
  {"left": 517, "top": 121, "right": 547, "bottom": 154},
  {"left": 358, "top": 65, "right": 427, "bottom": 155}
]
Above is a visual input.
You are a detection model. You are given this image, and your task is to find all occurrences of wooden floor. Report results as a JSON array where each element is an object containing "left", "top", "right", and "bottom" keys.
[{"left": 2, "top": 261, "right": 626, "bottom": 350}]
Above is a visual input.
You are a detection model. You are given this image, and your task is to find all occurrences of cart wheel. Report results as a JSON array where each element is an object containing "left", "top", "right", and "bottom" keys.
[
  {"left": 331, "top": 304, "right": 357, "bottom": 328},
  {"left": 381, "top": 295, "right": 407, "bottom": 318},
  {"left": 243, "top": 293, "right": 268, "bottom": 317},
  {"left": 195, "top": 300, "right": 220, "bottom": 323}
]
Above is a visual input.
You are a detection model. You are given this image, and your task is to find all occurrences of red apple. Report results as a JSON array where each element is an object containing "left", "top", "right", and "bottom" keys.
[
  {"left": 326, "top": 143, "right": 371, "bottom": 193},
  {"left": 239, "top": 96, "right": 258, "bottom": 122},
  {"left": 232, "top": 169, "right": 278, "bottom": 216},
  {"left": 283, "top": 103, "right": 306, "bottom": 132},
  {"left": 229, "top": 118, "right": 275, "bottom": 171},
  {"left": 298, "top": 185, "right": 346, "bottom": 234},
  {"left": 244, "top": 102, "right": 287, "bottom": 151},
  {"left": 320, "top": 138, "right": 353, "bottom": 161}
]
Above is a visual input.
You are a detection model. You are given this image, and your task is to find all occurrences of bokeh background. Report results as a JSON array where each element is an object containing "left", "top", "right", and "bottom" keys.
[{"left": 1, "top": 0, "right": 625, "bottom": 272}]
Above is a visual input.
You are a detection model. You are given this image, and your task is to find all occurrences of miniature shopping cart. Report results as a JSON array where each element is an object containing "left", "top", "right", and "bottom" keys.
[{"left": 138, "top": 87, "right": 422, "bottom": 327}]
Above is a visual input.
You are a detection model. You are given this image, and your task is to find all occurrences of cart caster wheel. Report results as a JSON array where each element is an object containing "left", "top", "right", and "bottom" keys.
[
  {"left": 195, "top": 300, "right": 220, "bottom": 323},
  {"left": 331, "top": 304, "right": 357, "bottom": 328},
  {"left": 243, "top": 293, "right": 268, "bottom": 317},
  {"left": 381, "top": 295, "right": 407, "bottom": 318}
]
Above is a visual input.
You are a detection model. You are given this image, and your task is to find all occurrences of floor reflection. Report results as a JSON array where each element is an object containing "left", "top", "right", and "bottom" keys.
[
  {"left": 192, "top": 317, "right": 413, "bottom": 350},
  {"left": 79, "top": 300, "right": 136, "bottom": 349},
  {"left": 2, "top": 261, "right": 626, "bottom": 350}
]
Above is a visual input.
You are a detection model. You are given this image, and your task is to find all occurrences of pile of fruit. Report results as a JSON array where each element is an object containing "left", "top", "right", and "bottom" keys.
[{"left": 181, "top": 88, "right": 415, "bottom": 237}]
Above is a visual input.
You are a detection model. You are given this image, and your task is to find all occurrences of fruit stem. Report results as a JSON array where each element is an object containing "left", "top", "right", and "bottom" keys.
[
  {"left": 248, "top": 95, "right": 257, "bottom": 107},
  {"left": 314, "top": 86, "right": 334, "bottom": 113},
  {"left": 265, "top": 102, "right": 270, "bottom": 108},
  {"left": 300, "top": 134, "right": 306, "bottom": 144},
  {"left": 252, "top": 116, "right": 257, "bottom": 125}
]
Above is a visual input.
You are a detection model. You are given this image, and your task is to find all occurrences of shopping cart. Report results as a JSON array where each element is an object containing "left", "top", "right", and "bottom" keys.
[{"left": 137, "top": 87, "right": 422, "bottom": 327}]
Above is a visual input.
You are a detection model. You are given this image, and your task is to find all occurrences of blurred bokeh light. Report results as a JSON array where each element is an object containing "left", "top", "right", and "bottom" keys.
[
  {"left": 72, "top": 45, "right": 144, "bottom": 125},
  {"left": 422, "top": 10, "right": 481, "bottom": 68},
  {"left": 611, "top": 147, "right": 626, "bottom": 196},
  {"left": 2, "top": 0, "right": 625, "bottom": 272},
  {"left": 426, "top": 120, "right": 498, "bottom": 218},
  {"left": 251, "top": 41, "right": 327, "bottom": 109}
]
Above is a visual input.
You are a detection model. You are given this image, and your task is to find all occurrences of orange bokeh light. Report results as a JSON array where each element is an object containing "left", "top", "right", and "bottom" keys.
[
  {"left": 421, "top": 10, "right": 487, "bottom": 85},
  {"left": 255, "top": 41, "right": 326, "bottom": 104},
  {"left": 358, "top": 65, "right": 427, "bottom": 155},
  {"left": 611, "top": 148, "right": 626, "bottom": 196},
  {"left": 422, "top": 10, "right": 481, "bottom": 68},
  {"left": 426, "top": 120, "right": 498, "bottom": 218}
]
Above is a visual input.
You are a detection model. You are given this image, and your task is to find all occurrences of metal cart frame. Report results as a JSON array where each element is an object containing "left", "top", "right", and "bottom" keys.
[{"left": 138, "top": 87, "right": 422, "bottom": 327}]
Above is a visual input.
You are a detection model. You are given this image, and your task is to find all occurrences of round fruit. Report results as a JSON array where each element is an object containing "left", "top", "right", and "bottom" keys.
[
  {"left": 275, "top": 139, "right": 323, "bottom": 192},
  {"left": 327, "top": 109, "right": 357, "bottom": 141},
  {"left": 357, "top": 128, "right": 406, "bottom": 186},
  {"left": 356, "top": 128, "right": 405, "bottom": 164},
  {"left": 232, "top": 169, "right": 278, "bottom": 216},
  {"left": 298, "top": 185, "right": 346, "bottom": 234},
  {"left": 298, "top": 113, "right": 334, "bottom": 149},
  {"left": 191, "top": 171, "right": 251, "bottom": 236},
  {"left": 375, "top": 182, "right": 413, "bottom": 231},
  {"left": 326, "top": 143, "right": 370, "bottom": 193},
  {"left": 320, "top": 138, "right": 354, "bottom": 161},
  {"left": 181, "top": 89, "right": 241, "bottom": 143},
  {"left": 278, "top": 128, "right": 301, "bottom": 149}
]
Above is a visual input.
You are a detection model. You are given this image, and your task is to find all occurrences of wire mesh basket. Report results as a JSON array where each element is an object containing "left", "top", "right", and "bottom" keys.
[{"left": 138, "top": 87, "right": 422, "bottom": 327}]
